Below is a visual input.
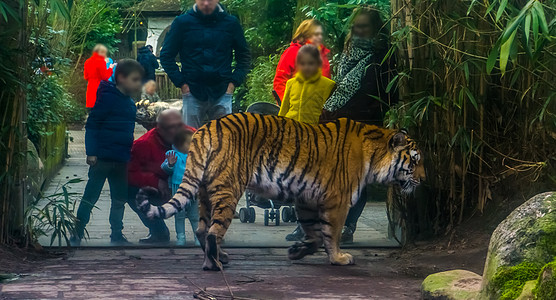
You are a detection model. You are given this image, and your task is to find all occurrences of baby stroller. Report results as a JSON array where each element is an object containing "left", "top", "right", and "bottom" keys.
[{"left": 237, "top": 100, "right": 297, "bottom": 226}]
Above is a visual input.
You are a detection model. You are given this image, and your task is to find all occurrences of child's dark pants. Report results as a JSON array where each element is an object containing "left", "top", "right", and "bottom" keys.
[{"left": 76, "top": 159, "right": 128, "bottom": 238}]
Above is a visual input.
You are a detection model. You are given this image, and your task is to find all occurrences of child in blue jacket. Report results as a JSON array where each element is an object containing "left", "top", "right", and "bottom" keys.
[
  {"left": 161, "top": 127, "right": 199, "bottom": 246},
  {"left": 72, "top": 59, "right": 144, "bottom": 246}
]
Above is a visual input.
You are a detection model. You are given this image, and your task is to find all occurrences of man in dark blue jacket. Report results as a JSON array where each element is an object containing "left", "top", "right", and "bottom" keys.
[
  {"left": 71, "top": 60, "right": 144, "bottom": 246},
  {"left": 137, "top": 45, "right": 159, "bottom": 82},
  {"left": 160, "top": 0, "right": 250, "bottom": 128}
]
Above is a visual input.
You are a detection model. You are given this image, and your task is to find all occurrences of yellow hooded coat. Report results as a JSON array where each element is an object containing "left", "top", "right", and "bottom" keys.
[{"left": 278, "top": 71, "right": 335, "bottom": 125}]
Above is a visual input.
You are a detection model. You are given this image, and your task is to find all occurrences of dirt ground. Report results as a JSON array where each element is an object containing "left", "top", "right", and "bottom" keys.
[
  {"left": 1, "top": 191, "right": 509, "bottom": 300},
  {"left": 0, "top": 231, "right": 489, "bottom": 300}
]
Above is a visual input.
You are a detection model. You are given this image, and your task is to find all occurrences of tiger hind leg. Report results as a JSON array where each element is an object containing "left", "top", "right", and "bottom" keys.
[
  {"left": 320, "top": 201, "right": 354, "bottom": 266},
  {"left": 288, "top": 205, "right": 322, "bottom": 260},
  {"left": 195, "top": 185, "right": 209, "bottom": 251},
  {"left": 202, "top": 189, "right": 240, "bottom": 271}
]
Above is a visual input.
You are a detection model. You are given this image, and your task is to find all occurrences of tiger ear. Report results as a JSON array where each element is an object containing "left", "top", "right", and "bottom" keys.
[{"left": 389, "top": 131, "right": 407, "bottom": 150}]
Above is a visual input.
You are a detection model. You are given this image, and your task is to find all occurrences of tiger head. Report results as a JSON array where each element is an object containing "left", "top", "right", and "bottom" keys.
[{"left": 388, "top": 130, "right": 425, "bottom": 194}]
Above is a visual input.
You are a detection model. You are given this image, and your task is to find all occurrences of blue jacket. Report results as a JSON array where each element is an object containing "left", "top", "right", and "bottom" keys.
[
  {"left": 161, "top": 148, "right": 188, "bottom": 186},
  {"left": 85, "top": 81, "right": 137, "bottom": 162},
  {"left": 137, "top": 47, "right": 159, "bottom": 82},
  {"left": 159, "top": 4, "right": 251, "bottom": 101},
  {"left": 106, "top": 58, "right": 116, "bottom": 82}
]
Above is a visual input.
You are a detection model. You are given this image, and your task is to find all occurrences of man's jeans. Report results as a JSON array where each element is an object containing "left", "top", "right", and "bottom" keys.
[
  {"left": 126, "top": 186, "right": 170, "bottom": 238},
  {"left": 76, "top": 160, "right": 127, "bottom": 238},
  {"left": 182, "top": 93, "right": 233, "bottom": 128}
]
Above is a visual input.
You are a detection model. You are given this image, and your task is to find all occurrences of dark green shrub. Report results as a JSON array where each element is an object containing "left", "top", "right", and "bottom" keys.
[
  {"left": 27, "top": 75, "right": 86, "bottom": 145},
  {"left": 241, "top": 54, "right": 281, "bottom": 109}
]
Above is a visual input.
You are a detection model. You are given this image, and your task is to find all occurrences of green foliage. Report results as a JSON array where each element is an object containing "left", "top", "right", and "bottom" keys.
[
  {"left": 386, "top": 0, "right": 556, "bottom": 234},
  {"left": 223, "top": 0, "right": 297, "bottom": 57},
  {"left": 490, "top": 262, "right": 542, "bottom": 300},
  {"left": 486, "top": 0, "right": 552, "bottom": 75},
  {"left": 24, "top": 179, "right": 84, "bottom": 247},
  {"left": 242, "top": 54, "right": 281, "bottom": 108},
  {"left": 26, "top": 75, "right": 85, "bottom": 145},
  {"left": 27, "top": 25, "right": 86, "bottom": 145},
  {"left": 65, "top": 0, "right": 123, "bottom": 55}
]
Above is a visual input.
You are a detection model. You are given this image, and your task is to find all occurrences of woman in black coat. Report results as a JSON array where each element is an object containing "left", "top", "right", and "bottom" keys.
[{"left": 321, "top": 7, "right": 398, "bottom": 244}]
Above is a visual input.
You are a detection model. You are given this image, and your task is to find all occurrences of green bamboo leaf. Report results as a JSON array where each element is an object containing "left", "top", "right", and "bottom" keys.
[
  {"left": 0, "top": 1, "right": 20, "bottom": 22},
  {"left": 532, "top": 1, "right": 548, "bottom": 33},
  {"left": 386, "top": 75, "right": 399, "bottom": 93},
  {"left": 485, "top": 0, "right": 499, "bottom": 17},
  {"left": 524, "top": 13, "right": 531, "bottom": 47},
  {"left": 50, "top": 0, "right": 70, "bottom": 21},
  {"left": 501, "top": 0, "right": 534, "bottom": 43},
  {"left": 66, "top": 178, "right": 83, "bottom": 184},
  {"left": 510, "top": 68, "right": 521, "bottom": 87},
  {"left": 464, "top": 88, "right": 479, "bottom": 110},
  {"left": 539, "top": 93, "right": 555, "bottom": 122},
  {"left": 500, "top": 30, "right": 516, "bottom": 75},
  {"left": 496, "top": 0, "right": 508, "bottom": 22},
  {"left": 467, "top": 0, "right": 479, "bottom": 16},
  {"left": 486, "top": 45, "right": 499, "bottom": 74},
  {"left": 531, "top": 8, "right": 539, "bottom": 49},
  {"left": 463, "top": 62, "right": 470, "bottom": 82}
]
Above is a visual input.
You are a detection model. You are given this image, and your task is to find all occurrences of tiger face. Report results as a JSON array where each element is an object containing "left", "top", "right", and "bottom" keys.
[{"left": 389, "top": 130, "right": 425, "bottom": 194}]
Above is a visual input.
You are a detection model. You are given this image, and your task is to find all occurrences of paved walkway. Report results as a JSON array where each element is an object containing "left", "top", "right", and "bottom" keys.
[
  {"left": 0, "top": 248, "right": 421, "bottom": 299},
  {"left": 39, "top": 127, "right": 396, "bottom": 248}
]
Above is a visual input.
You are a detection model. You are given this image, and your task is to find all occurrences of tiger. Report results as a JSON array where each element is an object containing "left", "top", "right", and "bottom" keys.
[{"left": 137, "top": 112, "right": 424, "bottom": 271}]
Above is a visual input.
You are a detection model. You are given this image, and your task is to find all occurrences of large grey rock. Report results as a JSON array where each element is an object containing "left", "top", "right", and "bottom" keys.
[
  {"left": 420, "top": 192, "right": 556, "bottom": 300},
  {"left": 535, "top": 260, "right": 555, "bottom": 300},
  {"left": 481, "top": 192, "right": 556, "bottom": 296},
  {"left": 421, "top": 270, "right": 481, "bottom": 300}
]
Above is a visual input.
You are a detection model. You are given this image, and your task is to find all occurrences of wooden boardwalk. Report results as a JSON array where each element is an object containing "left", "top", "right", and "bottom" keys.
[{"left": 40, "top": 126, "right": 396, "bottom": 248}]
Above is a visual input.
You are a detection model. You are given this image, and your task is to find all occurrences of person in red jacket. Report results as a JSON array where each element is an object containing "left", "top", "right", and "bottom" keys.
[
  {"left": 273, "top": 19, "right": 331, "bottom": 102},
  {"left": 84, "top": 44, "right": 114, "bottom": 108},
  {"left": 127, "top": 109, "right": 193, "bottom": 244}
]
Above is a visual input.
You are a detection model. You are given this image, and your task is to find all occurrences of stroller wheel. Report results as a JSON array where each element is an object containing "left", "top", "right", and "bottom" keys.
[
  {"left": 289, "top": 208, "right": 297, "bottom": 222},
  {"left": 248, "top": 207, "right": 256, "bottom": 223},
  {"left": 239, "top": 208, "right": 248, "bottom": 223},
  {"left": 282, "top": 207, "right": 291, "bottom": 222},
  {"left": 264, "top": 209, "right": 270, "bottom": 226},
  {"left": 275, "top": 209, "right": 280, "bottom": 226}
]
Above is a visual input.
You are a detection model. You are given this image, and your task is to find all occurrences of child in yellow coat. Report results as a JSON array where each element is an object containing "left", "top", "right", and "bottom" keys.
[{"left": 278, "top": 44, "right": 335, "bottom": 125}]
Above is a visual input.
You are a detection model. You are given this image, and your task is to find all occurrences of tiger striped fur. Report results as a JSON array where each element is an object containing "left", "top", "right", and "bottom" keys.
[{"left": 136, "top": 112, "right": 424, "bottom": 270}]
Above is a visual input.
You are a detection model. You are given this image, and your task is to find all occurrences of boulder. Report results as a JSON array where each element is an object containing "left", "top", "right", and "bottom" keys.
[
  {"left": 421, "top": 270, "right": 481, "bottom": 300},
  {"left": 481, "top": 192, "right": 556, "bottom": 298},
  {"left": 535, "top": 260, "right": 555, "bottom": 300},
  {"left": 515, "top": 280, "right": 535, "bottom": 300},
  {"left": 420, "top": 192, "right": 556, "bottom": 300}
]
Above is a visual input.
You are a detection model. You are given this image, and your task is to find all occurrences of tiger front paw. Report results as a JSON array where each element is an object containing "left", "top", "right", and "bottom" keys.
[
  {"left": 135, "top": 187, "right": 158, "bottom": 218},
  {"left": 329, "top": 252, "right": 354, "bottom": 266}
]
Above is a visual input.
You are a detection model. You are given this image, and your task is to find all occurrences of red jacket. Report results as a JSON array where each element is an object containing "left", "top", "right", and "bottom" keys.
[
  {"left": 84, "top": 52, "right": 113, "bottom": 108},
  {"left": 128, "top": 128, "right": 171, "bottom": 188},
  {"left": 273, "top": 42, "right": 331, "bottom": 101},
  {"left": 127, "top": 126, "right": 197, "bottom": 188}
]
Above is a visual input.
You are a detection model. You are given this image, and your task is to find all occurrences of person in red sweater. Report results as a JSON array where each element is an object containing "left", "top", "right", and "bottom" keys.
[
  {"left": 126, "top": 109, "right": 187, "bottom": 244},
  {"left": 273, "top": 19, "right": 331, "bottom": 103},
  {"left": 84, "top": 44, "right": 114, "bottom": 108}
]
